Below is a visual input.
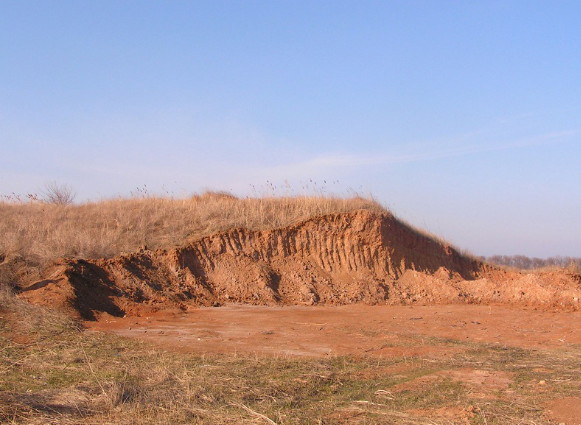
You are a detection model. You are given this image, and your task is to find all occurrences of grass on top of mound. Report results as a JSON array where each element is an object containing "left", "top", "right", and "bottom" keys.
[{"left": 0, "top": 192, "right": 385, "bottom": 266}]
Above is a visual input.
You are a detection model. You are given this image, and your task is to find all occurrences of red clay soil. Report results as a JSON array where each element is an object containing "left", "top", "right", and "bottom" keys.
[
  {"left": 86, "top": 304, "right": 581, "bottom": 357},
  {"left": 86, "top": 303, "right": 581, "bottom": 424},
  {"left": 545, "top": 397, "right": 581, "bottom": 425},
  {"left": 19, "top": 210, "right": 581, "bottom": 320}
]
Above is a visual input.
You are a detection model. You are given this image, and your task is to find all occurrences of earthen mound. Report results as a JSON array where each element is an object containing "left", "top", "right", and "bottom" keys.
[{"left": 19, "top": 210, "right": 580, "bottom": 319}]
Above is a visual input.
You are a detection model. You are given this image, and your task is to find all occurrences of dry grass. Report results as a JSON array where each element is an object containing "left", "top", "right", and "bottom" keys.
[{"left": 0, "top": 192, "right": 384, "bottom": 267}]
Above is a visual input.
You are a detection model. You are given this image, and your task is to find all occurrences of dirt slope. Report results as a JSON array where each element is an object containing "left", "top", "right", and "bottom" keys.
[{"left": 19, "top": 210, "right": 580, "bottom": 319}]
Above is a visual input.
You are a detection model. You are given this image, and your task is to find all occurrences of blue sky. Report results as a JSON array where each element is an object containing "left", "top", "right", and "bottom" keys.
[{"left": 1, "top": 1, "right": 580, "bottom": 257}]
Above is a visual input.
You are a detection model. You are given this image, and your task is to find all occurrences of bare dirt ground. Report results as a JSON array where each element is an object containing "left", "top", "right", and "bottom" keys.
[
  {"left": 87, "top": 304, "right": 581, "bottom": 424},
  {"left": 88, "top": 304, "right": 580, "bottom": 356}
]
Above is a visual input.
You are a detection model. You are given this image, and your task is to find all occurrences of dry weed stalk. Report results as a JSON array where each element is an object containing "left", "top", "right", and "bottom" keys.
[{"left": 231, "top": 403, "right": 279, "bottom": 425}]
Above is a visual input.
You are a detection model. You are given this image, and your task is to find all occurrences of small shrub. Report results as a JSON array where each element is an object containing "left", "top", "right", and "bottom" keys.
[{"left": 42, "top": 181, "right": 76, "bottom": 205}]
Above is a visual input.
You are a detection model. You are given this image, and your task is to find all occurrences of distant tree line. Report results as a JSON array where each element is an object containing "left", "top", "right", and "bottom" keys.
[{"left": 482, "top": 255, "right": 581, "bottom": 270}]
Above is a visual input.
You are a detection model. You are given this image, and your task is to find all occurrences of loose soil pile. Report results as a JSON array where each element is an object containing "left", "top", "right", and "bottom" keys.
[{"left": 18, "top": 210, "right": 581, "bottom": 319}]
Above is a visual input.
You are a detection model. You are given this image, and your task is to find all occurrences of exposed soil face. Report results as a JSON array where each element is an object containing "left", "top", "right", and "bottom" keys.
[
  {"left": 19, "top": 210, "right": 581, "bottom": 319},
  {"left": 87, "top": 304, "right": 581, "bottom": 356}
]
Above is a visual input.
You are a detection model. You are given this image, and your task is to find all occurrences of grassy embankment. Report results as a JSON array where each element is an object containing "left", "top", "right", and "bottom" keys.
[{"left": 0, "top": 193, "right": 385, "bottom": 291}]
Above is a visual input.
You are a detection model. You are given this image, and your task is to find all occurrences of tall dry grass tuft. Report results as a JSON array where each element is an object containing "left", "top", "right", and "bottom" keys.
[{"left": 0, "top": 191, "right": 385, "bottom": 266}]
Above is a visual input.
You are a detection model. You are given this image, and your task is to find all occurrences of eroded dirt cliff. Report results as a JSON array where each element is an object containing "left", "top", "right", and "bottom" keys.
[{"left": 19, "top": 210, "right": 580, "bottom": 319}]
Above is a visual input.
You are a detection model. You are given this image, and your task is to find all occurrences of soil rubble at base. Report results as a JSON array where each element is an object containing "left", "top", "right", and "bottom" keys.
[{"left": 18, "top": 210, "right": 581, "bottom": 319}]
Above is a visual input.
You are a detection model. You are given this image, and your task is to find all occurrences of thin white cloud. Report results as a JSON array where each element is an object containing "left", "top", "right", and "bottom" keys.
[{"left": 267, "top": 129, "right": 579, "bottom": 178}]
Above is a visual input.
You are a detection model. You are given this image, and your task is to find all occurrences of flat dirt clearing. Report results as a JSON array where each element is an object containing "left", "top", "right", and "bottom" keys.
[
  {"left": 86, "top": 304, "right": 581, "bottom": 424},
  {"left": 88, "top": 304, "right": 580, "bottom": 356}
]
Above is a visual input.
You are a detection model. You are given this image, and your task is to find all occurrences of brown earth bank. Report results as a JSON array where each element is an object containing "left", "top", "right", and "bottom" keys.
[{"left": 17, "top": 210, "right": 581, "bottom": 319}]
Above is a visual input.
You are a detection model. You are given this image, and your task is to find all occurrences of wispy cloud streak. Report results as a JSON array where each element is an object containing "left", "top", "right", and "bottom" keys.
[{"left": 270, "top": 130, "right": 579, "bottom": 177}]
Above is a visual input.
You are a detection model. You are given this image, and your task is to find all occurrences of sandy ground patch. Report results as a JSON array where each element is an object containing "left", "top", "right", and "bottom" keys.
[
  {"left": 88, "top": 304, "right": 580, "bottom": 357},
  {"left": 545, "top": 397, "right": 581, "bottom": 425}
]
